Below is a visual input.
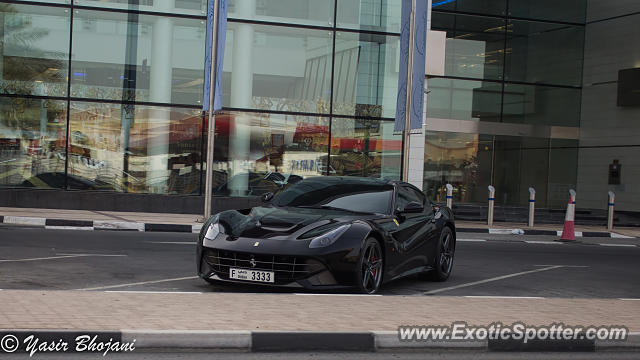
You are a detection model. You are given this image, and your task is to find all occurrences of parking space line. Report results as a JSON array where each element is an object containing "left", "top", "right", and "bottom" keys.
[
  {"left": 457, "top": 239, "right": 487, "bottom": 242},
  {"left": 0, "top": 254, "right": 126, "bottom": 263},
  {"left": 76, "top": 276, "right": 199, "bottom": 291},
  {"left": 294, "top": 293, "right": 382, "bottom": 297},
  {"left": 145, "top": 241, "right": 196, "bottom": 245},
  {"left": 619, "top": 298, "right": 640, "bottom": 301},
  {"left": 464, "top": 296, "right": 544, "bottom": 299},
  {"left": 423, "top": 265, "right": 564, "bottom": 295},
  {"left": 525, "top": 241, "right": 563, "bottom": 245},
  {"left": 599, "top": 243, "right": 636, "bottom": 247},
  {"left": 105, "top": 291, "right": 202, "bottom": 294}
]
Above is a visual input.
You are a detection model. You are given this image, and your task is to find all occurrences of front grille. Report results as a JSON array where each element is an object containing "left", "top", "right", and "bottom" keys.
[{"left": 203, "top": 249, "right": 313, "bottom": 283}]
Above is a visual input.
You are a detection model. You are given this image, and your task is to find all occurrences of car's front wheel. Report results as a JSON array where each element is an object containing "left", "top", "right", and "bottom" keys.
[
  {"left": 429, "top": 226, "right": 455, "bottom": 282},
  {"left": 355, "top": 238, "right": 384, "bottom": 294}
]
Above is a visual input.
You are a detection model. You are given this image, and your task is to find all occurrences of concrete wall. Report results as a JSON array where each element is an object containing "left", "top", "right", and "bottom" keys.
[{"left": 577, "top": 1, "right": 640, "bottom": 211}]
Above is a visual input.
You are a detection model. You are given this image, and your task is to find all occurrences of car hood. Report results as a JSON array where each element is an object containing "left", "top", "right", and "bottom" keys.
[{"left": 216, "top": 206, "right": 382, "bottom": 239}]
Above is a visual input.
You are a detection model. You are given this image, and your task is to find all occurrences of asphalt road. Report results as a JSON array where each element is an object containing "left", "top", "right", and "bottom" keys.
[{"left": 0, "top": 225, "right": 639, "bottom": 298}]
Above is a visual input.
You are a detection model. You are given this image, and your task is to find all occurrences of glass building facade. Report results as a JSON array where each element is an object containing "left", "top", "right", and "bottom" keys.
[
  {"left": 0, "top": 0, "right": 404, "bottom": 199},
  {"left": 424, "top": 0, "right": 585, "bottom": 208}
]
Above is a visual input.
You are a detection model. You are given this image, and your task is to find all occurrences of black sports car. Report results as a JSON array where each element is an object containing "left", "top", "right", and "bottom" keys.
[{"left": 196, "top": 177, "right": 456, "bottom": 294}]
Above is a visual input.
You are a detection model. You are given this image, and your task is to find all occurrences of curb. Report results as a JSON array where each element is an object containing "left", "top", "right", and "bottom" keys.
[
  {"left": 0, "top": 330, "right": 638, "bottom": 353},
  {"left": 457, "top": 227, "right": 635, "bottom": 238},
  {"left": 0, "top": 215, "right": 635, "bottom": 238},
  {"left": 0, "top": 216, "right": 202, "bottom": 234}
]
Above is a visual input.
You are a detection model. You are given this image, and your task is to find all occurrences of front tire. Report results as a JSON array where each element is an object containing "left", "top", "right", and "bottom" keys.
[
  {"left": 355, "top": 238, "right": 384, "bottom": 294},
  {"left": 429, "top": 227, "right": 455, "bottom": 282}
]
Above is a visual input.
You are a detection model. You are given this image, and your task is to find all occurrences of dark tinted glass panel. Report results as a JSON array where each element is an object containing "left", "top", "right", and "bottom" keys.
[
  {"left": 0, "top": 96, "right": 67, "bottom": 188},
  {"left": 337, "top": 0, "right": 402, "bottom": 34},
  {"left": 424, "top": 131, "right": 493, "bottom": 204},
  {"left": 430, "top": 13, "right": 505, "bottom": 80},
  {"left": 209, "top": 111, "right": 329, "bottom": 197},
  {"left": 68, "top": 102, "right": 202, "bottom": 194},
  {"left": 493, "top": 135, "right": 549, "bottom": 206},
  {"left": 502, "top": 83, "right": 581, "bottom": 127},
  {"left": 505, "top": 20, "right": 584, "bottom": 87},
  {"left": 509, "top": 0, "right": 586, "bottom": 24},
  {"left": 273, "top": 178, "right": 393, "bottom": 214},
  {"left": 74, "top": 0, "right": 206, "bottom": 16},
  {"left": 329, "top": 119, "right": 401, "bottom": 180},
  {"left": 426, "top": 78, "right": 502, "bottom": 122},
  {"left": 0, "top": 4, "right": 70, "bottom": 97},
  {"left": 432, "top": 0, "right": 506, "bottom": 17}
]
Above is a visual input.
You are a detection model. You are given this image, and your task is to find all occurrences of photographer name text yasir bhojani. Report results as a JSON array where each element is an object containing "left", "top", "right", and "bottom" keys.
[
  {"left": 398, "top": 322, "right": 629, "bottom": 343},
  {"left": 0, "top": 334, "right": 136, "bottom": 357}
]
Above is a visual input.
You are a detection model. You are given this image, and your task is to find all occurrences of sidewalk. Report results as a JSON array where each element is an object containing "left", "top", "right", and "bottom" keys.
[
  {"left": 0, "top": 206, "right": 638, "bottom": 237},
  {"left": 0, "top": 290, "right": 638, "bottom": 352}
]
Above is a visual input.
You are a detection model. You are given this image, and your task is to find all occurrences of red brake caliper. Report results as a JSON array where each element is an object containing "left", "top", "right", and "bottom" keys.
[{"left": 371, "top": 255, "right": 376, "bottom": 276}]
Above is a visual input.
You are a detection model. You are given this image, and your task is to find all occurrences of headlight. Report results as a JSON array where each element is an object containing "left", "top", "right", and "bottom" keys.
[
  {"left": 203, "top": 222, "right": 225, "bottom": 246},
  {"left": 309, "top": 224, "right": 350, "bottom": 248}
]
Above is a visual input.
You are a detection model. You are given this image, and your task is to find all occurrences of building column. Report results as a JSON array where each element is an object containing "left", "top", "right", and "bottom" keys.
[
  {"left": 146, "top": 1, "right": 174, "bottom": 193},
  {"left": 228, "top": 0, "right": 255, "bottom": 196}
]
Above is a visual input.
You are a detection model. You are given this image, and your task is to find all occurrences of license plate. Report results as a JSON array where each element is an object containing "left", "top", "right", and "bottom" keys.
[{"left": 229, "top": 268, "right": 274, "bottom": 283}]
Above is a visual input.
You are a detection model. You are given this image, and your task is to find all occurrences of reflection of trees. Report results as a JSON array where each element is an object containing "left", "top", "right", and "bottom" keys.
[{"left": 0, "top": 4, "right": 66, "bottom": 129}]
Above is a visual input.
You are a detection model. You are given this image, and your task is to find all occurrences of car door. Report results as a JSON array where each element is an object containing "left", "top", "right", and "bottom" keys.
[{"left": 389, "top": 185, "right": 436, "bottom": 275}]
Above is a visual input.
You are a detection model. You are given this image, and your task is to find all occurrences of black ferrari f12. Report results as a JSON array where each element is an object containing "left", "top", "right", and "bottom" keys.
[{"left": 196, "top": 177, "right": 456, "bottom": 294}]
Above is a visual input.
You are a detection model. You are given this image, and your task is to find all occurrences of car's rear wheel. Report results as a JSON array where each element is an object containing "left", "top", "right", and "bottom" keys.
[
  {"left": 356, "top": 238, "right": 384, "bottom": 294},
  {"left": 429, "top": 227, "right": 455, "bottom": 282}
]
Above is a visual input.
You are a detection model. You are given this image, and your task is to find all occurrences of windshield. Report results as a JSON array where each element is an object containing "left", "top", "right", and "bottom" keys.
[{"left": 272, "top": 178, "right": 393, "bottom": 214}]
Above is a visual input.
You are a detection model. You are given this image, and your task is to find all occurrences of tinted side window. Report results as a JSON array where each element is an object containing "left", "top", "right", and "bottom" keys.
[{"left": 396, "top": 187, "right": 421, "bottom": 211}]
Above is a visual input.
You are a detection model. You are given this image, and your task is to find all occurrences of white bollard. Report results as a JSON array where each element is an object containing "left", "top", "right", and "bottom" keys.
[
  {"left": 528, "top": 187, "right": 536, "bottom": 227},
  {"left": 445, "top": 184, "right": 453, "bottom": 209},
  {"left": 487, "top": 185, "right": 495, "bottom": 226},
  {"left": 608, "top": 191, "right": 615, "bottom": 230}
]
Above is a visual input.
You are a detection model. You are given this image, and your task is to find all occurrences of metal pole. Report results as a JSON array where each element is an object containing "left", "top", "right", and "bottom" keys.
[
  {"left": 487, "top": 185, "right": 495, "bottom": 226},
  {"left": 528, "top": 187, "right": 535, "bottom": 227},
  {"left": 401, "top": 0, "right": 416, "bottom": 182},
  {"left": 203, "top": 0, "right": 221, "bottom": 220},
  {"left": 607, "top": 191, "right": 615, "bottom": 230},
  {"left": 445, "top": 183, "right": 453, "bottom": 209}
]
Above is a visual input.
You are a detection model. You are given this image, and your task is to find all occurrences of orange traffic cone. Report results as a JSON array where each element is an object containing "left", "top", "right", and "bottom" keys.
[{"left": 558, "top": 196, "right": 576, "bottom": 241}]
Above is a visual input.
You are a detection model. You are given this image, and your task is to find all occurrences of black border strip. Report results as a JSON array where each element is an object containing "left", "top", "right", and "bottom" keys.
[
  {"left": 252, "top": 332, "right": 375, "bottom": 352},
  {"left": 45, "top": 219, "right": 93, "bottom": 227},
  {"left": 144, "top": 223, "right": 192, "bottom": 233}
]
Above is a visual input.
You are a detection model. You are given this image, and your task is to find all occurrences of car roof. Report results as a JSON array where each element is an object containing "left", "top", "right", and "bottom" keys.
[{"left": 300, "top": 176, "right": 396, "bottom": 186}]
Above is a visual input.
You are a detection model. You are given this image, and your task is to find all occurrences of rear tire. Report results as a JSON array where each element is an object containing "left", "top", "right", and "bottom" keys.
[
  {"left": 429, "top": 227, "right": 455, "bottom": 282},
  {"left": 355, "top": 238, "right": 384, "bottom": 294}
]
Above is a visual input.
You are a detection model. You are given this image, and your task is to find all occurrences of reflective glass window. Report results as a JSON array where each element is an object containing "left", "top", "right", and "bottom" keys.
[
  {"left": 502, "top": 83, "right": 581, "bottom": 127},
  {"left": 208, "top": 111, "right": 329, "bottom": 197},
  {"left": 430, "top": 13, "right": 506, "bottom": 80},
  {"left": 70, "top": 10, "right": 205, "bottom": 105},
  {"left": 426, "top": 77, "right": 502, "bottom": 122},
  {"left": 0, "top": 96, "right": 67, "bottom": 188},
  {"left": 68, "top": 101, "right": 203, "bottom": 194},
  {"left": 329, "top": 119, "right": 401, "bottom": 180},
  {"left": 336, "top": 0, "right": 402, "bottom": 34},
  {"left": 0, "top": 3, "right": 70, "bottom": 97},
  {"left": 547, "top": 139, "right": 577, "bottom": 208},
  {"left": 228, "top": 0, "right": 334, "bottom": 27},
  {"left": 432, "top": 0, "right": 507, "bottom": 17},
  {"left": 424, "top": 131, "right": 493, "bottom": 204},
  {"left": 505, "top": 20, "right": 584, "bottom": 87},
  {"left": 73, "top": 0, "right": 206, "bottom": 16},
  {"left": 222, "top": 23, "right": 333, "bottom": 114},
  {"left": 332, "top": 32, "right": 400, "bottom": 118}
]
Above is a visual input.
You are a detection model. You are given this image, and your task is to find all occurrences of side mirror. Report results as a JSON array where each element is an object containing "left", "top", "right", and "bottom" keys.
[
  {"left": 401, "top": 201, "right": 424, "bottom": 213},
  {"left": 261, "top": 192, "right": 274, "bottom": 202}
]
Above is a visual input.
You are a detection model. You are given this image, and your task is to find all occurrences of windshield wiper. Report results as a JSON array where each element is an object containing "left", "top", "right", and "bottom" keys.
[{"left": 297, "top": 205, "right": 376, "bottom": 215}]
